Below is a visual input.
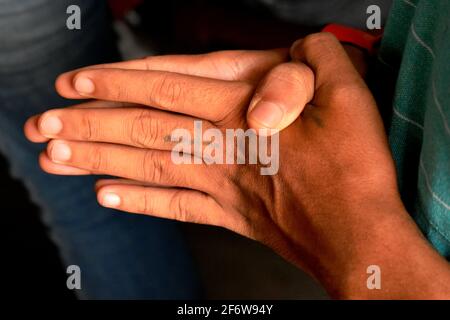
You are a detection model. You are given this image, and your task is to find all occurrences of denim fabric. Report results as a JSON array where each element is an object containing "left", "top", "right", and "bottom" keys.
[{"left": 0, "top": 0, "right": 201, "bottom": 299}]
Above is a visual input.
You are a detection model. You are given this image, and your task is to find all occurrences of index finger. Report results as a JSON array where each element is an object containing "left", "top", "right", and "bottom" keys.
[
  {"left": 56, "top": 49, "right": 288, "bottom": 98},
  {"left": 290, "top": 33, "right": 363, "bottom": 89},
  {"left": 62, "top": 68, "right": 253, "bottom": 121}
]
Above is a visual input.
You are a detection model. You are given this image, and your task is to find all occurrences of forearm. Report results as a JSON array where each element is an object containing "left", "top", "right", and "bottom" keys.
[{"left": 313, "top": 201, "right": 450, "bottom": 299}]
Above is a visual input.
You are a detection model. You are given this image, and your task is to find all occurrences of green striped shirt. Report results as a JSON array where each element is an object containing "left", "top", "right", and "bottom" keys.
[{"left": 377, "top": 0, "right": 450, "bottom": 258}]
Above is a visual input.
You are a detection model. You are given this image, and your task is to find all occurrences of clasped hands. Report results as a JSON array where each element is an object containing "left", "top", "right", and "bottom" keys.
[{"left": 24, "top": 33, "right": 431, "bottom": 298}]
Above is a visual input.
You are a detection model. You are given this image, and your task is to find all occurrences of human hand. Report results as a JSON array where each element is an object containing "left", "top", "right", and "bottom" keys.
[{"left": 25, "top": 34, "right": 450, "bottom": 298}]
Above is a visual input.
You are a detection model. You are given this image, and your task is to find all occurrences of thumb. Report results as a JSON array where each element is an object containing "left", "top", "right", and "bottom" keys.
[{"left": 247, "top": 61, "right": 314, "bottom": 134}]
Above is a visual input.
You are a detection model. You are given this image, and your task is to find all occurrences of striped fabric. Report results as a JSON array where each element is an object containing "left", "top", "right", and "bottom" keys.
[{"left": 377, "top": 0, "right": 450, "bottom": 258}]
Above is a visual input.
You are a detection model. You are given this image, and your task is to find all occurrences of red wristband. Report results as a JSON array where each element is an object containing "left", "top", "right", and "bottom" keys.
[{"left": 322, "top": 24, "right": 382, "bottom": 55}]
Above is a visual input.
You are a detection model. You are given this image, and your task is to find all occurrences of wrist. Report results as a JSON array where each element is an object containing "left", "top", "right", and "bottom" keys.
[{"left": 316, "top": 200, "right": 450, "bottom": 299}]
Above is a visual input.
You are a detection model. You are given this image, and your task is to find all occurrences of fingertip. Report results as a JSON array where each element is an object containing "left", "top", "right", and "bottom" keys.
[
  {"left": 96, "top": 186, "right": 122, "bottom": 209},
  {"left": 247, "top": 62, "right": 314, "bottom": 133},
  {"left": 247, "top": 101, "right": 284, "bottom": 129},
  {"left": 55, "top": 72, "right": 71, "bottom": 97},
  {"left": 73, "top": 73, "right": 95, "bottom": 96},
  {"left": 24, "top": 115, "right": 49, "bottom": 143},
  {"left": 38, "top": 151, "right": 90, "bottom": 175},
  {"left": 38, "top": 151, "right": 52, "bottom": 172},
  {"left": 46, "top": 139, "right": 72, "bottom": 163},
  {"left": 55, "top": 71, "right": 85, "bottom": 99},
  {"left": 246, "top": 115, "right": 281, "bottom": 136},
  {"left": 289, "top": 38, "right": 303, "bottom": 59},
  {"left": 38, "top": 111, "right": 63, "bottom": 137},
  {"left": 270, "top": 47, "right": 290, "bottom": 58}
]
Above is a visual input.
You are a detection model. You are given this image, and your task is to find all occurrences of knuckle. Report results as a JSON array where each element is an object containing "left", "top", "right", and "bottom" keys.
[
  {"left": 139, "top": 189, "right": 155, "bottom": 214},
  {"left": 224, "top": 55, "right": 244, "bottom": 81},
  {"left": 87, "top": 146, "right": 106, "bottom": 171},
  {"left": 141, "top": 151, "right": 166, "bottom": 183},
  {"left": 116, "top": 86, "right": 131, "bottom": 102},
  {"left": 129, "top": 110, "right": 160, "bottom": 148},
  {"left": 270, "top": 64, "right": 308, "bottom": 89},
  {"left": 142, "top": 56, "right": 155, "bottom": 71},
  {"left": 169, "top": 191, "right": 191, "bottom": 223},
  {"left": 215, "top": 81, "right": 253, "bottom": 123},
  {"left": 303, "top": 32, "right": 339, "bottom": 48},
  {"left": 99, "top": 72, "right": 132, "bottom": 102},
  {"left": 200, "top": 51, "right": 242, "bottom": 80},
  {"left": 80, "top": 114, "right": 98, "bottom": 140},
  {"left": 149, "top": 74, "right": 184, "bottom": 109}
]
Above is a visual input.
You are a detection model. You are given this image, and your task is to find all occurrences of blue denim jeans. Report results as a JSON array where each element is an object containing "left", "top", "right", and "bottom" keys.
[{"left": 0, "top": 0, "right": 201, "bottom": 299}]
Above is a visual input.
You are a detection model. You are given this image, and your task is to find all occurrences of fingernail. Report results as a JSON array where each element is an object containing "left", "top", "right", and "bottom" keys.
[
  {"left": 40, "top": 115, "right": 63, "bottom": 135},
  {"left": 50, "top": 141, "right": 72, "bottom": 162},
  {"left": 248, "top": 101, "right": 284, "bottom": 128},
  {"left": 74, "top": 76, "right": 95, "bottom": 95},
  {"left": 102, "top": 192, "right": 121, "bottom": 208}
]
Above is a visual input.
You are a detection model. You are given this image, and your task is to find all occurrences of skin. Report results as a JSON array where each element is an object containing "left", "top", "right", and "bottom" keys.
[{"left": 24, "top": 33, "right": 450, "bottom": 299}]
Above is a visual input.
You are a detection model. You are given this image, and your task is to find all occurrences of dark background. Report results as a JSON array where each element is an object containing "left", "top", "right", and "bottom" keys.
[{"left": 1, "top": 154, "right": 76, "bottom": 299}]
